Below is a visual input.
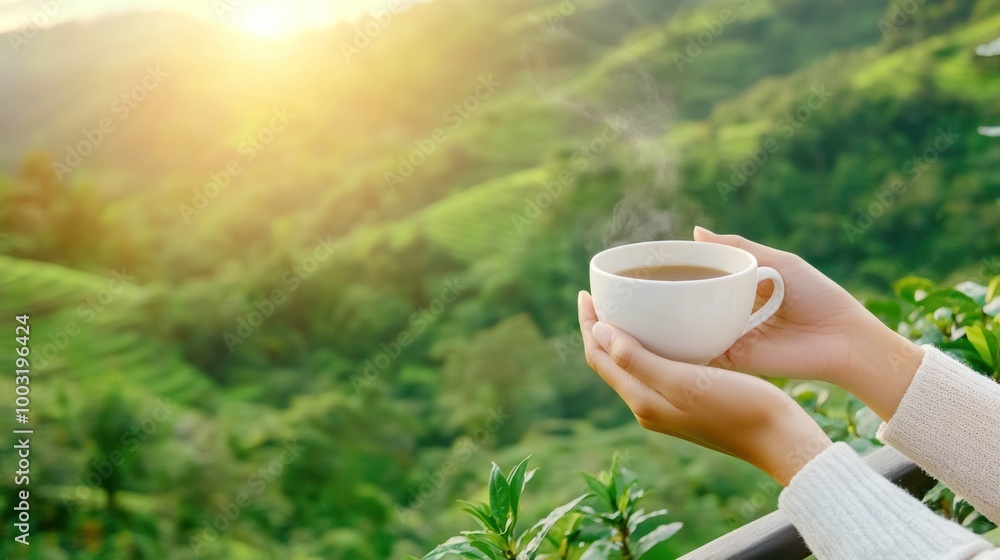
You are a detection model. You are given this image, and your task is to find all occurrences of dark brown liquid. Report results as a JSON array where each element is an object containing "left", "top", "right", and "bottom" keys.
[{"left": 616, "top": 264, "right": 730, "bottom": 281}]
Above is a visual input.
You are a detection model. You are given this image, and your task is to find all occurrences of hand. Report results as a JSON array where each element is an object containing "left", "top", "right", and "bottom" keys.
[
  {"left": 693, "top": 227, "right": 924, "bottom": 420},
  {"left": 578, "top": 291, "right": 831, "bottom": 485}
]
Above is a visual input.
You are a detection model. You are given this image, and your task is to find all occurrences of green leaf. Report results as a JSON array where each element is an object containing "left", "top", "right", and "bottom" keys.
[
  {"left": 575, "top": 519, "right": 612, "bottom": 543},
  {"left": 579, "top": 539, "right": 616, "bottom": 560},
  {"left": 517, "top": 494, "right": 590, "bottom": 560},
  {"left": 632, "top": 522, "right": 683, "bottom": 558},
  {"left": 464, "top": 532, "right": 507, "bottom": 559},
  {"left": 464, "top": 531, "right": 508, "bottom": 550},
  {"left": 628, "top": 508, "right": 669, "bottom": 534},
  {"left": 940, "top": 346, "right": 990, "bottom": 374},
  {"left": 466, "top": 540, "right": 502, "bottom": 560},
  {"left": 460, "top": 500, "right": 500, "bottom": 533},
  {"left": 523, "top": 468, "right": 537, "bottom": 486},
  {"left": 853, "top": 406, "right": 882, "bottom": 440},
  {"left": 894, "top": 276, "right": 936, "bottom": 303},
  {"left": 845, "top": 394, "right": 866, "bottom": 418},
  {"left": 607, "top": 469, "right": 618, "bottom": 508},
  {"left": 984, "top": 298, "right": 1000, "bottom": 317},
  {"left": 582, "top": 473, "right": 611, "bottom": 509},
  {"left": 489, "top": 463, "right": 512, "bottom": 532},
  {"left": 983, "top": 527, "right": 1000, "bottom": 546},
  {"left": 507, "top": 457, "right": 531, "bottom": 526},
  {"left": 921, "top": 482, "right": 949, "bottom": 507},
  {"left": 789, "top": 382, "right": 829, "bottom": 411},
  {"left": 965, "top": 324, "right": 998, "bottom": 371},
  {"left": 987, "top": 276, "right": 1000, "bottom": 304},
  {"left": 963, "top": 511, "right": 997, "bottom": 534},
  {"left": 617, "top": 485, "right": 631, "bottom": 512},
  {"left": 865, "top": 299, "right": 902, "bottom": 327},
  {"left": 556, "top": 513, "right": 584, "bottom": 545},
  {"left": 918, "top": 289, "right": 983, "bottom": 320},
  {"left": 630, "top": 488, "right": 646, "bottom": 503},
  {"left": 955, "top": 281, "right": 987, "bottom": 305},
  {"left": 422, "top": 536, "right": 491, "bottom": 560},
  {"left": 847, "top": 438, "right": 877, "bottom": 455}
]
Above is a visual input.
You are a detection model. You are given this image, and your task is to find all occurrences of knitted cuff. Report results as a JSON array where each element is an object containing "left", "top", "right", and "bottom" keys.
[{"left": 779, "top": 442, "right": 992, "bottom": 560}]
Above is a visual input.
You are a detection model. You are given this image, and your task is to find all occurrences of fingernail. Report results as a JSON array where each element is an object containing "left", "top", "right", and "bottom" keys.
[
  {"left": 592, "top": 322, "right": 612, "bottom": 349},
  {"left": 694, "top": 225, "right": 715, "bottom": 236},
  {"left": 578, "top": 290, "right": 586, "bottom": 307}
]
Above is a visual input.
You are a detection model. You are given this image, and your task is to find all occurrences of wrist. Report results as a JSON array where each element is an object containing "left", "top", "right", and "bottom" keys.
[
  {"left": 844, "top": 321, "right": 924, "bottom": 421},
  {"left": 754, "top": 405, "right": 833, "bottom": 486}
]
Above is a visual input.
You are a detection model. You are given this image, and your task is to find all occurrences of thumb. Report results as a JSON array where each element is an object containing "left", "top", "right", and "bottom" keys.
[{"left": 693, "top": 226, "right": 789, "bottom": 267}]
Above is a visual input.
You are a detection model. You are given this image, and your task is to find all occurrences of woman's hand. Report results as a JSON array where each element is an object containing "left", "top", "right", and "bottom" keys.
[
  {"left": 693, "top": 227, "right": 924, "bottom": 420},
  {"left": 579, "top": 291, "right": 831, "bottom": 485}
]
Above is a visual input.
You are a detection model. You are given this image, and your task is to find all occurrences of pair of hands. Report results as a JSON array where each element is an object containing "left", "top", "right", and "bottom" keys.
[{"left": 578, "top": 227, "right": 924, "bottom": 485}]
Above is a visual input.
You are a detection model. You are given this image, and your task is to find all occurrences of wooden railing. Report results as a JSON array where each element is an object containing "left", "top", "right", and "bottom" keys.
[{"left": 678, "top": 446, "right": 936, "bottom": 560}]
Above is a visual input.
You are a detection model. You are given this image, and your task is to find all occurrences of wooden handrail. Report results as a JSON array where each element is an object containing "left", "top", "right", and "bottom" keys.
[{"left": 678, "top": 446, "right": 937, "bottom": 560}]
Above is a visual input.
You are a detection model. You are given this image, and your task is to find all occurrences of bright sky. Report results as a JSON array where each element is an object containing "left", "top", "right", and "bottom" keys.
[{"left": 0, "top": 0, "right": 418, "bottom": 37}]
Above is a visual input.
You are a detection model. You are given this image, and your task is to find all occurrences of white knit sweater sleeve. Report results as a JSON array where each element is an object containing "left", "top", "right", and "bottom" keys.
[
  {"left": 778, "top": 443, "right": 999, "bottom": 559},
  {"left": 877, "top": 344, "right": 1000, "bottom": 523}
]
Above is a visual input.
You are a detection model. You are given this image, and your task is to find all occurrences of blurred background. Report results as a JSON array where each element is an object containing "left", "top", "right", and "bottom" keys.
[{"left": 0, "top": 0, "right": 999, "bottom": 558}]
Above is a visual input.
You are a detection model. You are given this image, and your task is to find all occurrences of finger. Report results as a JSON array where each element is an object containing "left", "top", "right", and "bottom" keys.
[
  {"left": 579, "top": 292, "right": 664, "bottom": 414},
  {"left": 578, "top": 290, "right": 598, "bottom": 327},
  {"left": 591, "top": 321, "right": 708, "bottom": 398},
  {"left": 693, "top": 226, "right": 791, "bottom": 268}
]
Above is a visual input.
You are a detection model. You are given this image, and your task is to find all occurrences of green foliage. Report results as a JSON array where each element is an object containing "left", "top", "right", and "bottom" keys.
[
  {"left": 577, "top": 453, "right": 681, "bottom": 560},
  {"left": 923, "top": 483, "right": 998, "bottom": 534},
  {"left": 871, "top": 275, "right": 1000, "bottom": 379},
  {"left": 418, "top": 455, "right": 680, "bottom": 560}
]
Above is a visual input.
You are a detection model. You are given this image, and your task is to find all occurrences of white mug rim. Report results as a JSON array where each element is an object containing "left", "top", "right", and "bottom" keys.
[{"left": 589, "top": 240, "right": 758, "bottom": 286}]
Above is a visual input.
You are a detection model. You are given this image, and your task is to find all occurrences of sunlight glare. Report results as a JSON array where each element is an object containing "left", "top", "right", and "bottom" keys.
[{"left": 232, "top": 3, "right": 300, "bottom": 39}]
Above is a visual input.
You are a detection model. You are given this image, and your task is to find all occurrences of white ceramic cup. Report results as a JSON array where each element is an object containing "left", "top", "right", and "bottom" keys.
[{"left": 589, "top": 240, "right": 784, "bottom": 364}]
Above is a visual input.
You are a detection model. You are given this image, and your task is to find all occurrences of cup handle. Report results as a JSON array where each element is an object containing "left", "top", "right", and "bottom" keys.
[{"left": 741, "top": 267, "right": 784, "bottom": 336}]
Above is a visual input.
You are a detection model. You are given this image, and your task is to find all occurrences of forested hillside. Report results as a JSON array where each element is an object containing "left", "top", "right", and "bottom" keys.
[{"left": 0, "top": 0, "right": 998, "bottom": 557}]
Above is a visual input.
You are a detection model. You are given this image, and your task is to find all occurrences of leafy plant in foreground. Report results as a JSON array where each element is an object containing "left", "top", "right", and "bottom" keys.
[
  {"left": 416, "top": 455, "right": 681, "bottom": 559},
  {"left": 578, "top": 452, "right": 682, "bottom": 560}
]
